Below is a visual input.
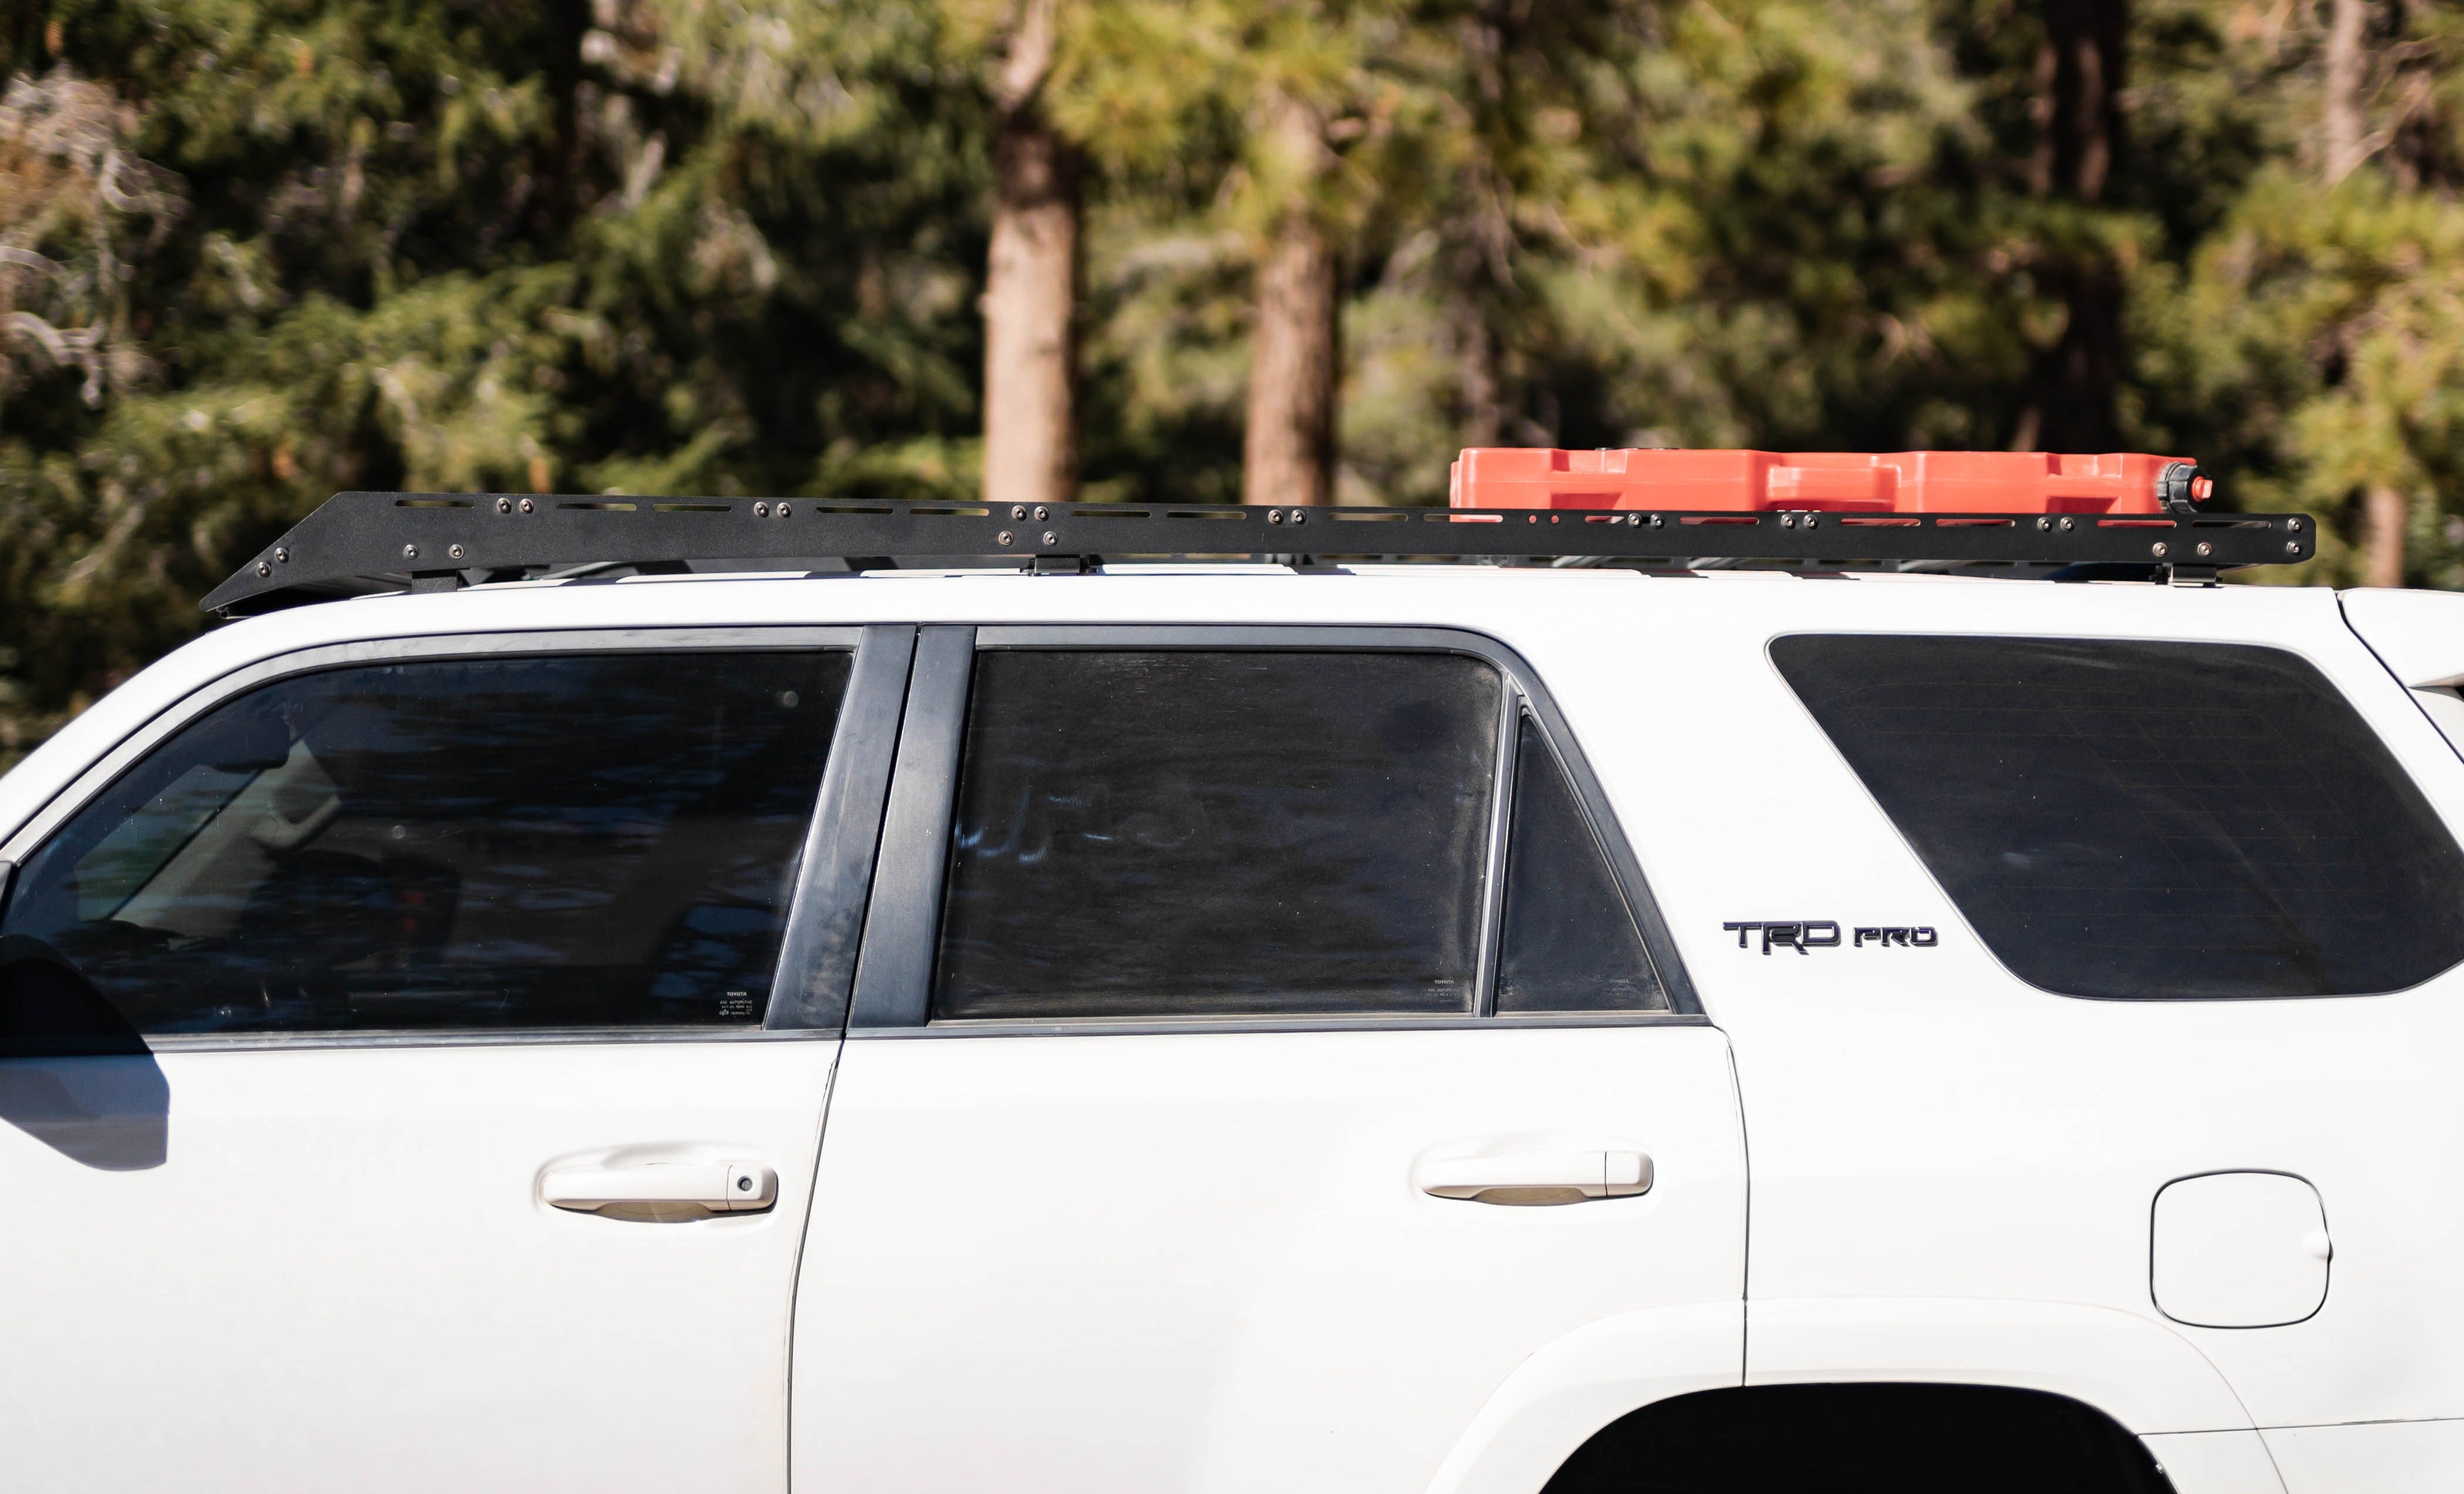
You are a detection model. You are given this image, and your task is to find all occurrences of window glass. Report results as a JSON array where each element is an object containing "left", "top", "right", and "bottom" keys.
[
  {"left": 933, "top": 650, "right": 1501, "bottom": 1019},
  {"left": 1, "top": 650, "right": 850, "bottom": 1042},
  {"left": 1772, "top": 635, "right": 2464, "bottom": 998},
  {"left": 1496, "top": 716, "right": 1667, "bottom": 1012}
]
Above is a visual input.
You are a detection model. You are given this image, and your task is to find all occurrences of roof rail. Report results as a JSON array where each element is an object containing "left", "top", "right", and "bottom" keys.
[{"left": 202, "top": 453, "right": 2312, "bottom": 615}]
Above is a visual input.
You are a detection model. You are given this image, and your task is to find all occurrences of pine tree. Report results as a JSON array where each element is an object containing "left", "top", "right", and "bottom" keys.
[
  {"left": 18, "top": 0, "right": 2464, "bottom": 765},
  {"left": 0, "top": 0, "right": 988, "bottom": 758},
  {"left": 967, "top": 0, "right": 1081, "bottom": 512}
]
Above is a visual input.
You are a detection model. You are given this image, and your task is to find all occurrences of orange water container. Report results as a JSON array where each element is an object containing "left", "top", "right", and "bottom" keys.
[{"left": 1448, "top": 447, "right": 2212, "bottom": 515}]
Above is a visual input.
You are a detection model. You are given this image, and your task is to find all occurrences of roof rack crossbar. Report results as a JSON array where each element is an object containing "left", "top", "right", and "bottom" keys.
[{"left": 202, "top": 490, "right": 2315, "bottom": 615}]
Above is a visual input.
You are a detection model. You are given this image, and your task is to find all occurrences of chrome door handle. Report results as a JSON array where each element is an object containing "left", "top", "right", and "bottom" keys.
[
  {"left": 542, "top": 1160, "right": 777, "bottom": 1217},
  {"left": 1416, "top": 1150, "right": 1653, "bottom": 1206}
]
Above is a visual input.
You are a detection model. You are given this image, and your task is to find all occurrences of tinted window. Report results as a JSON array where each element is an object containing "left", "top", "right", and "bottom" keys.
[
  {"left": 1, "top": 651, "right": 849, "bottom": 1041},
  {"left": 1496, "top": 716, "right": 1666, "bottom": 1012},
  {"left": 1773, "top": 635, "right": 2464, "bottom": 998},
  {"left": 933, "top": 651, "right": 1501, "bottom": 1019}
]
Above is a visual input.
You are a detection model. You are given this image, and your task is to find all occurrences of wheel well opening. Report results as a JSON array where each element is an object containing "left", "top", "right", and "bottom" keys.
[{"left": 1540, "top": 1382, "right": 2175, "bottom": 1494}]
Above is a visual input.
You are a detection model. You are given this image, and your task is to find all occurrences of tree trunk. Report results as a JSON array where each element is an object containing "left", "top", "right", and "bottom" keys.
[
  {"left": 1453, "top": 5, "right": 1513, "bottom": 452},
  {"left": 982, "top": 0, "right": 1079, "bottom": 513},
  {"left": 1244, "top": 95, "right": 1339, "bottom": 508},
  {"left": 2015, "top": 0, "right": 2128, "bottom": 453},
  {"left": 2324, "top": 0, "right": 2371, "bottom": 184},
  {"left": 2328, "top": 1, "right": 2404, "bottom": 587},
  {"left": 1456, "top": 307, "right": 1504, "bottom": 449},
  {"left": 2365, "top": 484, "right": 2407, "bottom": 587}
]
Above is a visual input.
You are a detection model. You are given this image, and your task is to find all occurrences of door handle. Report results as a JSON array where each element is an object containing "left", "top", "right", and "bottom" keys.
[
  {"left": 542, "top": 1160, "right": 777, "bottom": 1217},
  {"left": 1416, "top": 1150, "right": 1653, "bottom": 1206}
]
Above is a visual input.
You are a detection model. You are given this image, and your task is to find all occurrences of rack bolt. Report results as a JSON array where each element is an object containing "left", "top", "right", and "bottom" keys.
[
  {"left": 1290, "top": 510, "right": 1306, "bottom": 526},
  {"left": 274, "top": 547, "right": 288, "bottom": 563},
  {"left": 998, "top": 530, "right": 1015, "bottom": 547},
  {"left": 403, "top": 544, "right": 419, "bottom": 560},
  {"left": 1034, "top": 506, "right": 1049, "bottom": 522},
  {"left": 2196, "top": 541, "right": 2213, "bottom": 558},
  {"left": 496, "top": 497, "right": 513, "bottom": 514},
  {"left": 519, "top": 497, "right": 534, "bottom": 514},
  {"left": 2287, "top": 515, "right": 2303, "bottom": 530},
  {"left": 1804, "top": 514, "right": 1819, "bottom": 529},
  {"left": 448, "top": 544, "right": 466, "bottom": 561},
  {"left": 2059, "top": 516, "right": 2075, "bottom": 531},
  {"left": 2035, "top": 517, "right": 2051, "bottom": 531},
  {"left": 1268, "top": 509, "right": 1285, "bottom": 524},
  {"left": 256, "top": 561, "right": 272, "bottom": 577},
  {"left": 1780, "top": 514, "right": 1796, "bottom": 529},
  {"left": 2287, "top": 540, "right": 2302, "bottom": 555},
  {"left": 777, "top": 502, "right": 792, "bottom": 518},
  {"left": 1012, "top": 505, "right": 1027, "bottom": 521},
  {"left": 1042, "top": 530, "right": 1058, "bottom": 547},
  {"left": 2152, "top": 541, "right": 2170, "bottom": 558},
  {"left": 754, "top": 502, "right": 770, "bottom": 517}
]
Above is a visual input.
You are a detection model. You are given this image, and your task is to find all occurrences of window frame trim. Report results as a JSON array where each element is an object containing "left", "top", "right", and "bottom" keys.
[
  {"left": 0, "top": 624, "right": 885, "bottom": 1049},
  {"left": 846, "top": 623, "right": 1698, "bottom": 1034}
]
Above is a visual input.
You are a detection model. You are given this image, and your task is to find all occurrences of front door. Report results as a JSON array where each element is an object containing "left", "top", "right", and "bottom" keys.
[
  {"left": 789, "top": 628, "right": 1747, "bottom": 1493},
  {"left": 0, "top": 628, "right": 895, "bottom": 1492}
]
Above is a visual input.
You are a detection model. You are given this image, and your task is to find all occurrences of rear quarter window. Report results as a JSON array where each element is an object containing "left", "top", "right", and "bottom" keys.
[{"left": 1772, "top": 635, "right": 2464, "bottom": 1000}]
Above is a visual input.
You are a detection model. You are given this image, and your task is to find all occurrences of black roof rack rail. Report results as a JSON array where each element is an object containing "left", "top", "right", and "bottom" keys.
[{"left": 201, "top": 490, "right": 2317, "bottom": 615}]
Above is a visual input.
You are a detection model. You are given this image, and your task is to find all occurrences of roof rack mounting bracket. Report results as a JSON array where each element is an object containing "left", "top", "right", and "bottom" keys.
[{"left": 1028, "top": 554, "right": 1100, "bottom": 575}]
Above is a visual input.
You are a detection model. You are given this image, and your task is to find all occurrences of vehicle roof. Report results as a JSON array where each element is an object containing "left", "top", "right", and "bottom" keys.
[{"left": 0, "top": 563, "right": 2365, "bottom": 852}]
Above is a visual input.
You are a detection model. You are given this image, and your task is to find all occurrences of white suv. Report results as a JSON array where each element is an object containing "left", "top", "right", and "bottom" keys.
[{"left": 0, "top": 459, "right": 2450, "bottom": 1494}]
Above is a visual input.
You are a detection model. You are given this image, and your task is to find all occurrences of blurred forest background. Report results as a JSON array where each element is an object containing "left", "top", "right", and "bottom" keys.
[{"left": 4, "top": 0, "right": 2463, "bottom": 761}]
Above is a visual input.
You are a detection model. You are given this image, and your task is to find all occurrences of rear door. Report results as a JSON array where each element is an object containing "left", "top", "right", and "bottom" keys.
[
  {"left": 789, "top": 626, "right": 1746, "bottom": 1493},
  {"left": 0, "top": 625, "right": 908, "bottom": 1493}
]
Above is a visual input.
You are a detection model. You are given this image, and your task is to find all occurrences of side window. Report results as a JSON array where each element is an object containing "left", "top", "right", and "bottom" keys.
[
  {"left": 1773, "top": 635, "right": 2464, "bottom": 999},
  {"left": 2, "top": 650, "right": 851, "bottom": 1041},
  {"left": 933, "top": 651, "right": 1501, "bottom": 1019},
  {"left": 1496, "top": 715, "right": 1667, "bottom": 1012}
]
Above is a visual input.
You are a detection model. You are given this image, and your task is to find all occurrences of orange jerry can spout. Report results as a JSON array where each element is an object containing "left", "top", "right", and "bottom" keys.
[{"left": 1447, "top": 447, "right": 2213, "bottom": 516}]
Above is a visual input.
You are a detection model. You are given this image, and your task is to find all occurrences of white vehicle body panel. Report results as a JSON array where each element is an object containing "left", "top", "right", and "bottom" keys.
[
  {"left": 792, "top": 1027, "right": 1746, "bottom": 1494},
  {"left": 2141, "top": 1431, "right": 2287, "bottom": 1494},
  {"left": 2340, "top": 586, "right": 2464, "bottom": 755},
  {"left": 2263, "top": 1418, "right": 2464, "bottom": 1493},
  {"left": 0, "top": 565, "right": 2458, "bottom": 1488},
  {"left": 1741, "top": 1297, "right": 2251, "bottom": 1434},
  {"left": 1417, "top": 1301, "right": 1749, "bottom": 1494},
  {"left": 1570, "top": 577, "right": 2464, "bottom": 1443},
  {"left": 0, "top": 1041, "right": 834, "bottom": 1493}
]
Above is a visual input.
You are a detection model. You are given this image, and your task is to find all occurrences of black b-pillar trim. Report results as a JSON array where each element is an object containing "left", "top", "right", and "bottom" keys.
[
  {"left": 765, "top": 627, "right": 917, "bottom": 1032},
  {"left": 847, "top": 626, "right": 977, "bottom": 1029}
]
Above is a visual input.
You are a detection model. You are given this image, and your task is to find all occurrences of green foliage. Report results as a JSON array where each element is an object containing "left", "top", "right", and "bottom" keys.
[
  {"left": 0, "top": 0, "right": 989, "bottom": 757},
  {"left": 8, "top": 0, "right": 2464, "bottom": 759}
]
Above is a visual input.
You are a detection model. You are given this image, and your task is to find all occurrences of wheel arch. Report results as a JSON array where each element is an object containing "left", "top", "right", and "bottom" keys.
[{"left": 1420, "top": 1297, "right": 2254, "bottom": 1494}]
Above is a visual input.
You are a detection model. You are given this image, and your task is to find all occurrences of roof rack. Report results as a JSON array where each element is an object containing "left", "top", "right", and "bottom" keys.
[{"left": 202, "top": 450, "right": 2314, "bottom": 615}]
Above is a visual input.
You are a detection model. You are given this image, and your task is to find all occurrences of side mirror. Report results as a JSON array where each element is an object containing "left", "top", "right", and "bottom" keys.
[{"left": 0, "top": 934, "right": 148, "bottom": 1058}]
